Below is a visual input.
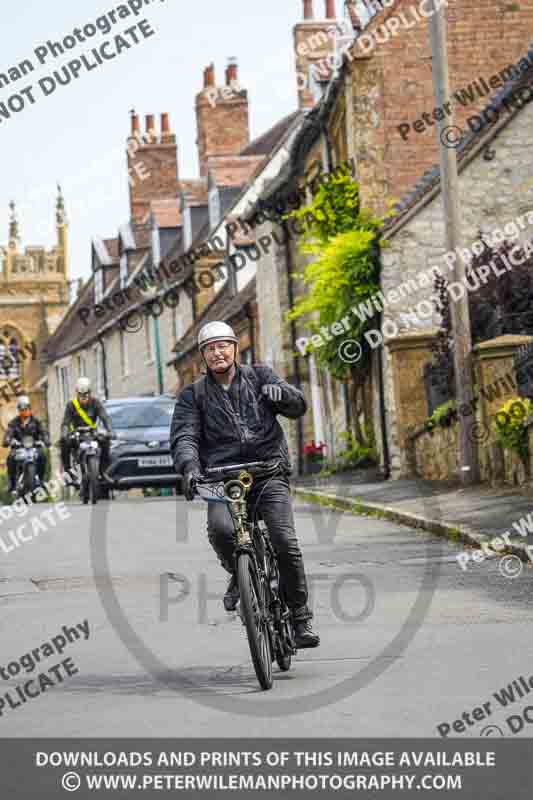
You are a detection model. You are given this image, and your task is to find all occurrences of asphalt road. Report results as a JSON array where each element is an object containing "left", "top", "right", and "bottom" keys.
[{"left": 1, "top": 492, "right": 532, "bottom": 738}]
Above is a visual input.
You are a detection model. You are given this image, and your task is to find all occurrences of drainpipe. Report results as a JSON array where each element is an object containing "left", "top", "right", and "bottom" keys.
[
  {"left": 245, "top": 302, "right": 256, "bottom": 362},
  {"left": 154, "top": 317, "right": 164, "bottom": 395},
  {"left": 282, "top": 219, "right": 305, "bottom": 477},
  {"left": 375, "top": 238, "right": 391, "bottom": 479},
  {"left": 98, "top": 337, "right": 109, "bottom": 401}
]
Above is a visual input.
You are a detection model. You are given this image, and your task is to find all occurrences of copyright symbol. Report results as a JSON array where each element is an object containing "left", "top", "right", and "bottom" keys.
[
  {"left": 499, "top": 555, "right": 523, "bottom": 579},
  {"left": 120, "top": 309, "right": 143, "bottom": 333},
  {"left": 338, "top": 340, "right": 362, "bottom": 364},
  {"left": 480, "top": 724, "right": 505, "bottom": 737},
  {"left": 62, "top": 772, "right": 81, "bottom": 792},
  {"left": 441, "top": 126, "right": 463, "bottom": 148},
  {"left": 469, "top": 422, "right": 490, "bottom": 445}
]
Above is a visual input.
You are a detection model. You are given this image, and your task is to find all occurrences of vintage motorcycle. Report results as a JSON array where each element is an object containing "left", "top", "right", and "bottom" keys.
[
  {"left": 69, "top": 426, "right": 112, "bottom": 505},
  {"left": 10, "top": 435, "right": 46, "bottom": 502}
]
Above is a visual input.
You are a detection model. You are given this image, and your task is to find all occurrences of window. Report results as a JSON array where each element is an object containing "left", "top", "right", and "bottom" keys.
[
  {"left": 95, "top": 268, "right": 103, "bottom": 304},
  {"left": 145, "top": 317, "right": 153, "bottom": 362},
  {"left": 120, "top": 253, "right": 128, "bottom": 289},
  {"left": 120, "top": 330, "right": 129, "bottom": 377},
  {"left": 240, "top": 347, "right": 253, "bottom": 365},
  {"left": 56, "top": 364, "right": 71, "bottom": 405},
  {"left": 106, "top": 400, "right": 174, "bottom": 430},
  {"left": 0, "top": 336, "right": 21, "bottom": 380},
  {"left": 77, "top": 354, "right": 87, "bottom": 377}
]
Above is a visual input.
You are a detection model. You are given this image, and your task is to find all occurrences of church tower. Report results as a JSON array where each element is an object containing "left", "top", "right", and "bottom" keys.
[{"left": 0, "top": 190, "right": 70, "bottom": 467}]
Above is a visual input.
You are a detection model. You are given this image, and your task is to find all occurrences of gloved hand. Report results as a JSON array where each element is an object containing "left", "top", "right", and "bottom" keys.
[
  {"left": 183, "top": 461, "right": 201, "bottom": 501},
  {"left": 262, "top": 383, "right": 283, "bottom": 403}
]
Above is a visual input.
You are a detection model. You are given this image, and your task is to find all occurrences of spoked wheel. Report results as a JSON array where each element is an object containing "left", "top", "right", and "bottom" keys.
[
  {"left": 87, "top": 456, "right": 99, "bottom": 506},
  {"left": 237, "top": 553, "right": 273, "bottom": 690}
]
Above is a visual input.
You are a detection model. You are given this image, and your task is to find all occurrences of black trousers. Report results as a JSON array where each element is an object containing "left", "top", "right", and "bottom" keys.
[
  {"left": 207, "top": 475, "right": 312, "bottom": 621},
  {"left": 7, "top": 452, "right": 46, "bottom": 490}
]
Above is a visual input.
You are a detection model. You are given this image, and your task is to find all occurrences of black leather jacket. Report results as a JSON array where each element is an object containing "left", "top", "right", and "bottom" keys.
[
  {"left": 3, "top": 415, "right": 49, "bottom": 447},
  {"left": 170, "top": 364, "right": 307, "bottom": 474}
]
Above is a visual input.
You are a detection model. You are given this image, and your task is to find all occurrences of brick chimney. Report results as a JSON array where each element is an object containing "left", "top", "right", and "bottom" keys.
[
  {"left": 293, "top": 0, "right": 338, "bottom": 110},
  {"left": 195, "top": 60, "right": 250, "bottom": 178},
  {"left": 127, "top": 111, "right": 178, "bottom": 224}
]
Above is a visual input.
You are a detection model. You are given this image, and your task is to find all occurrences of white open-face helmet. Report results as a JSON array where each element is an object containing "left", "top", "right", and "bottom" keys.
[
  {"left": 16, "top": 395, "right": 31, "bottom": 411},
  {"left": 198, "top": 321, "right": 238, "bottom": 352},
  {"left": 76, "top": 377, "right": 92, "bottom": 395}
]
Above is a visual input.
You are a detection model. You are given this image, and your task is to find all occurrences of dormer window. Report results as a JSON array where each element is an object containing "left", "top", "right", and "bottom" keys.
[
  {"left": 95, "top": 267, "right": 103, "bottom": 304},
  {"left": 151, "top": 226, "right": 161, "bottom": 267},
  {"left": 209, "top": 186, "right": 221, "bottom": 229},
  {"left": 183, "top": 206, "right": 193, "bottom": 251},
  {"left": 120, "top": 252, "right": 128, "bottom": 289}
]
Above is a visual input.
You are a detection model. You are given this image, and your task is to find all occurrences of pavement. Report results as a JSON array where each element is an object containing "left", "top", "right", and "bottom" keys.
[{"left": 294, "top": 468, "right": 533, "bottom": 566}]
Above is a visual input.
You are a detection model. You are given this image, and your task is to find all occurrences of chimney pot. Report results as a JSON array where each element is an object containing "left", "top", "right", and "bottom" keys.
[
  {"left": 130, "top": 111, "right": 140, "bottom": 136},
  {"left": 303, "top": 0, "right": 314, "bottom": 19},
  {"left": 325, "top": 0, "right": 335, "bottom": 18},
  {"left": 204, "top": 63, "right": 215, "bottom": 88},
  {"left": 146, "top": 114, "right": 155, "bottom": 132},
  {"left": 161, "top": 112, "right": 170, "bottom": 133},
  {"left": 226, "top": 57, "right": 238, "bottom": 85}
]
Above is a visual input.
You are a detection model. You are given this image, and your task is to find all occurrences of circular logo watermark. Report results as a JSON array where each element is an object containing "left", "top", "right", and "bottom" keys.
[{"left": 90, "top": 473, "right": 444, "bottom": 716}]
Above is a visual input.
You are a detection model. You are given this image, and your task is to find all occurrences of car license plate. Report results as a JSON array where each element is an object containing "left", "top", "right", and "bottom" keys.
[{"left": 138, "top": 456, "right": 173, "bottom": 468}]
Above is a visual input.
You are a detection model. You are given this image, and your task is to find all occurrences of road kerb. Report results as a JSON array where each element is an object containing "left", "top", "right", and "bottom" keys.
[{"left": 294, "top": 488, "right": 533, "bottom": 565}]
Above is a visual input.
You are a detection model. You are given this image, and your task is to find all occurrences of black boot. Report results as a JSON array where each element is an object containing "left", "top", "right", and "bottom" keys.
[
  {"left": 223, "top": 573, "right": 240, "bottom": 612},
  {"left": 293, "top": 619, "right": 320, "bottom": 649}
]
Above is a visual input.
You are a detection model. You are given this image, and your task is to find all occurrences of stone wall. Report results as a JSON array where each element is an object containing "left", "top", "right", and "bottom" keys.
[
  {"left": 408, "top": 335, "right": 533, "bottom": 486},
  {"left": 412, "top": 419, "right": 533, "bottom": 489},
  {"left": 384, "top": 330, "right": 438, "bottom": 477},
  {"left": 379, "top": 100, "right": 533, "bottom": 477},
  {"left": 411, "top": 420, "right": 459, "bottom": 482}
]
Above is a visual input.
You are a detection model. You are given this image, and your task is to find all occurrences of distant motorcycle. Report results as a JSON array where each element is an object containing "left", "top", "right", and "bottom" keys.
[
  {"left": 69, "top": 427, "right": 113, "bottom": 505},
  {"left": 10, "top": 435, "right": 46, "bottom": 503}
]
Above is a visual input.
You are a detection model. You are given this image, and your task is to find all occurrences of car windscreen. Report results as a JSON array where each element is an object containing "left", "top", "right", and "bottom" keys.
[{"left": 106, "top": 402, "right": 174, "bottom": 429}]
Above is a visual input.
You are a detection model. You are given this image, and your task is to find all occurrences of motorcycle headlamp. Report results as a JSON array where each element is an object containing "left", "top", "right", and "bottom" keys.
[{"left": 22, "top": 435, "right": 34, "bottom": 448}]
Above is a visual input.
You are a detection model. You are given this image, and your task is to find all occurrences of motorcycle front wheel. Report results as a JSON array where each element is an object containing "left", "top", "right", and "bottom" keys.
[
  {"left": 87, "top": 456, "right": 99, "bottom": 505},
  {"left": 23, "top": 463, "right": 36, "bottom": 499}
]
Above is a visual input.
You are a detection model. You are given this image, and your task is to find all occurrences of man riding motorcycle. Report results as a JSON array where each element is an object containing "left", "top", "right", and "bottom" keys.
[
  {"left": 170, "top": 321, "right": 319, "bottom": 649},
  {"left": 60, "top": 377, "right": 113, "bottom": 485},
  {"left": 3, "top": 396, "right": 49, "bottom": 496}
]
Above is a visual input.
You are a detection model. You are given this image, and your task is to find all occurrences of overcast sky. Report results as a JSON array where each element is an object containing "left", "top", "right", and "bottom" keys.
[{"left": 0, "top": 0, "right": 347, "bottom": 285}]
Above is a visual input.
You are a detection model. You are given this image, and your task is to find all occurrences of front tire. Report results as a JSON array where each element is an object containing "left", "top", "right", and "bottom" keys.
[
  {"left": 237, "top": 553, "right": 273, "bottom": 690},
  {"left": 87, "top": 456, "right": 99, "bottom": 505},
  {"left": 23, "top": 463, "right": 36, "bottom": 498}
]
